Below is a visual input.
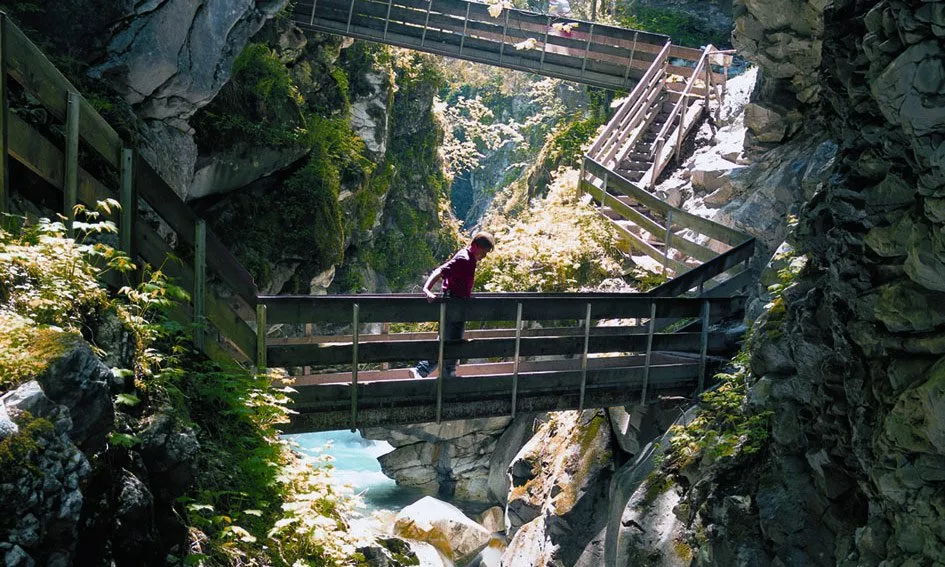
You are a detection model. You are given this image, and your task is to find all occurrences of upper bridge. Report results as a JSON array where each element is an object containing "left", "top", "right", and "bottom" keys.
[{"left": 290, "top": 0, "right": 695, "bottom": 90}]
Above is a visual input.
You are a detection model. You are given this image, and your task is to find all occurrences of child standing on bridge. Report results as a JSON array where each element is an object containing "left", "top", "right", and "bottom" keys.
[{"left": 412, "top": 231, "right": 495, "bottom": 379}]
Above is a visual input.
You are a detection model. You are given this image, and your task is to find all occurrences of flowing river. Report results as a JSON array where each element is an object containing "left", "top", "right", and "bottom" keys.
[{"left": 287, "top": 430, "right": 426, "bottom": 514}]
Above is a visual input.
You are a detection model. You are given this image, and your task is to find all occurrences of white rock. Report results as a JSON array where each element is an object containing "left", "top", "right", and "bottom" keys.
[
  {"left": 477, "top": 506, "right": 506, "bottom": 534},
  {"left": 393, "top": 496, "right": 491, "bottom": 563}
]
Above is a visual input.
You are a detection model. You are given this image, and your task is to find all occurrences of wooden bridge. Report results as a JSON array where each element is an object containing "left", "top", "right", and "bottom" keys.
[
  {"left": 291, "top": 0, "right": 680, "bottom": 90},
  {"left": 0, "top": 13, "right": 754, "bottom": 434}
]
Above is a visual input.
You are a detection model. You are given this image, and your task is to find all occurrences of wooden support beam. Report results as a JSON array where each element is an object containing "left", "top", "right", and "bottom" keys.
[
  {"left": 256, "top": 304, "right": 267, "bottom": 370},
  {"left": 511, "top": 302, "right": 522, "bottom": 418},
  {"left": 0, "top": 13, "right": 8, "bottom": 215},
  {"left": 351, "top": 303, "right": 360, "bottom": 431},
  {"left": 436, "top": 302, "right": 446, "bottom": 423},
  {"left": 578, "top": 302, "right": 591, "bottom": 411},
  {"left": 698, "top": 300, "right": 710, "bottom": 392},
  {"left": 194, "top": 219, "right": 207, "bottom": 350},
  {"left": 641, "top": 301, "right": 656, "bottom": 403},
  {"left": 119, "top": 148, "right": 135, "bottom": 259},
  {"left": 64, "top": 92, "right": 80, "bottom": 234}
]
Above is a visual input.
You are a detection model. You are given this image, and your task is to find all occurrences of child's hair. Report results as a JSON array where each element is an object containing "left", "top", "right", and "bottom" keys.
[{"left": 471, "top": 231, "right": 496, "bottom": 251}]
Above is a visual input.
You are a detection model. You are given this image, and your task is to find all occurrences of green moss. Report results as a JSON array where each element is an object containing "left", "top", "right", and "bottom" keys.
[
  {"left": 0, "top": 412, "right": 55, "bottom": 484},
  {"left": 0, "top": 315, "right": 81, "bottom": 390},
  {"left": 616, "top": 6, "right": 729, "bottom": 48},
  {"left": 193, "top": 43, "right": 306, "bottom": 150}
]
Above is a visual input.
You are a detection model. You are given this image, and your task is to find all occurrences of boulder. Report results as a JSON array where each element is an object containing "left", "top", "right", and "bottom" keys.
[
  {"left": 0, "top": 401, "right": 19, "bottom": 439},
  {"left": 138, "top": 413, "right": 200, "bottom": 500},
  {"left": 477, "top": 506, "right": 505, "bottom": 534},
  {"left": 364, "top": 417, "right": 515, "bottom": 502},
  {"left": 32, "top": 335, "right": 114, "bottom": 450},
  {"left": 486, "top": 414, "right": 537, "bottom": 505},
  {"left": 392, "top": 496, "right": 491, "bottom": 563}
]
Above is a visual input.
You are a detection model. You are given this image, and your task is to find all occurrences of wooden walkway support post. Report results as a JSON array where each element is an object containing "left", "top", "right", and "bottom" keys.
[
  {"left": 64, "top": 92, "right": 80, "bottom": 234},
  {"left": 351, "top": 303, "right": 360, "bottom": 431},
  {"left": 640, "top": 301, "right": 657, "bottom": 403},
  {"left": 0, "top": 13, "right": 8, "bottom": 215},
  {"left": 256, "top": 304, "right": 267, "bottom": 371},
  {"left": 661, "top": 210, "right": 673, "bottom": 275},
  {"left": 119, "top": 148, "right": 135, "bottom": 258},
  {"left": 698, "top": 300, "right": 710, "bottom": 392},
  {"left": 510, "top": 301, "right": 523, "bottom": 418},
  {"left": 435, "top": 302, "right": 447, "bottom": 423},
  {"left": 193, "top": 219, "right": 207, "bottom": 350},
  {"left": 578, "top": 302, "right": 592, "bottom": 411}
]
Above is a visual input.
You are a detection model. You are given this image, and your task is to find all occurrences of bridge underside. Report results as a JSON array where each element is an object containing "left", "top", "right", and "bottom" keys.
[
  {"left": 291, "top": 0, "right": 669, "bottom": 89},
  {"left": 283, "top": 352, "right": 721, "bottom": 432}
]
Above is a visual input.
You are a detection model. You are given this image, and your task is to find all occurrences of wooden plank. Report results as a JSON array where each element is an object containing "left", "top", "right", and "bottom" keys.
[
  {"left": 5, "top": 21, "right": 122, "bottom": 168},
  {"left": 134, "top": 157, "right": 257, "bottom": 307},
  {"left": 649, "top": 239, "right": 755, "bottom": 298},
  {"left": 0, "top": 13, "right": 8, "bottom": 214},
  {"left": 8, "top": 114, "right": 118, "bottom": 215},
  {"left": 584, "top": 158, "right": 747, "bottom": 246},
  {"left": 267, "top": 330, "right": 736, "bottom": 366},
  {"left": 259, "top": 294, "right": 744, "bottom": 324},
  {"left": 289, "top": 362, "right": 699, "bottom": 408}
]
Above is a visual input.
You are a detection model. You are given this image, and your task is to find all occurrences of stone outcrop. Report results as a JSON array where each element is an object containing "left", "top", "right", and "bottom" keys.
[
  {"left": 88, "top": 0, "right": 287, "bottom": 195},
  {"left": 362, "top": 417, "right": 531, "bottom": 503},
  {"left": 649, "top": 1, "right": 945, "bottom": 565},
  {"left": 393, "top": 496, "right": 492, "bottom": 564},
  {"left": 503, "top": 410, "right": 614, "bottom": 566}
]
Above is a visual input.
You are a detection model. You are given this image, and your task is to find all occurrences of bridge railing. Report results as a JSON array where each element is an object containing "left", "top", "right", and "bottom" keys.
[
  {"left": 293, "top": 0, "right": 670, "bottom": 89},
  {"left": 0, "top": 14, "right": 260, "bottom": 363},
  {"left": 259, "top": 293, "right": 746, "bottom": 427}
]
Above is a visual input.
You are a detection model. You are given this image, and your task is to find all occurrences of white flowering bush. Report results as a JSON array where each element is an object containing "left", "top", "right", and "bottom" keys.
[{"left": 477, "top": 169, "right": 624, "bottom": 292}]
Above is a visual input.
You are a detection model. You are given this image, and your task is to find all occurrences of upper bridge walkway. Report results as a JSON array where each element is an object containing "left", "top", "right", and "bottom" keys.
[
  {"left": 0, "top": 13, "right": 754, "bottom": 435},
  {"left": 290, "top": 0, "right": 710, "bottom": 90}
]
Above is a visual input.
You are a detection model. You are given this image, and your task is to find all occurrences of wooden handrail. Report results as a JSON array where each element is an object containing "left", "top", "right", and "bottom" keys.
[
  {"left": 588, "top": 40, "right": 670, "bottom": 160},
  {"left": 649, "top": 45, "right": 711, "bottom": 160},
  {"left": 2, "top": 16, "right": 259, "bottom": 363}
]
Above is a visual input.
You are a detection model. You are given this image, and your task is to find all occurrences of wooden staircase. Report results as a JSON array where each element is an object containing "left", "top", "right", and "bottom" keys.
[{"left": 581, "top": 43, "right": 745, "bottom": 280}]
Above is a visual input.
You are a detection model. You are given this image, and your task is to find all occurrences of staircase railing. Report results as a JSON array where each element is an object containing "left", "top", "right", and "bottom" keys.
[
  {"left": 0, "top": 14, "right": 261, "bottom": 364},
  {"left": 581, "top": 41, "right": 752, "bottom": 291}
]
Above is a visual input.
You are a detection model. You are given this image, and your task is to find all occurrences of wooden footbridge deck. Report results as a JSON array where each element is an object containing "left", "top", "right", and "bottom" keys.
[{"left": 0, "top": 14, "right": 755, "bottom": 434}]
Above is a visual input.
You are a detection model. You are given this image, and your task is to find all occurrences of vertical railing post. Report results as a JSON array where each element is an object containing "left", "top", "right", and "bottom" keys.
[
  {"left": 640, "top": 301, "right": 656, "bottom": 403},
  {"left": 498, "top": 9, "right": 510, "bottom": 65},
  {"left": 119, "top": 148, "right": 135, "bottom": 258},
  {"left": 255, "top": 303, "right": 267, "bottom": 370},
  {"left": 420, "top": 0, "right": 433, "bottom": 47},
  {"left": 698, "top": 300, "right": 711, "bottom": 392},
  {"left": 64, "top": 92, "right": 80, "bottom": 235},
  {"left": 309, "top": 0, "right": 319, "bottom": 25},
  {"left": 622, "top": 32, "right": 638, "bottom": 86},
  {"left": 539, "top": 15, "right": 551, "bottom": 71},
  {"left": 580, "top": 23, "right": 596, "bottom": 77},
  {"left": 649, "top": 137, "right": 665, "bottom": 189},
  {"left": 193, "top": 219, "right": 207, "bottom": 350},
  {"left": 661, "top": 210, "right": 673, "bottom": 275},
  {"left": 511, "top": 302, "right": 523, "bottom": 418},
  {"left": 383, "top": 0, "right": 394, "bottom": 40},
  {"left": 0, "top": 13, "right": 8, "bottom": 215},
  {"left": 351, "top": 303, "right": 360, "bottom": 431},
  {"left": 304, "top": 323, "right": 313, "bottom": 375},
  {"left": 458, "top": 2, "right": 470, "bottom": 57},
  {"left": 346, "top": 0, "right": 357, "bottom": 33},
  {"left": 435, "top": 302, "right": 446, "bottom": 423},
  {"left": 578, "top": 303, "right": 592, "bottom": 411}
]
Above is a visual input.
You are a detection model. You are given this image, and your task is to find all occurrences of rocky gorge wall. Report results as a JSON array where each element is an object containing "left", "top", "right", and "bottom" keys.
[{"left": 658, "top": 0, "right": 945, "bottom": 564}]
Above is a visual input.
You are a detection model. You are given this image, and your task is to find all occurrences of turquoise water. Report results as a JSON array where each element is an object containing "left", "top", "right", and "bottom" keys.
[{"left": 287, "top": 430, "right": 427, "bottom": 513}]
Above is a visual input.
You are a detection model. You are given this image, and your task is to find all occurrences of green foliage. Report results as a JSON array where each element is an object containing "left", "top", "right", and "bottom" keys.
[
  {"left": 546, "top": 115, "right": 606, "bottom": 169},
  {"left": 617, "top": 6, "right": 728, "bottom": 48},
  {"left": 1, "top": 205, "right": 369, "bottom": 565},
  {"left": 665, "top": 348, "right": 772, "bottom": 473},
  {"left": 476, "top": 171, "right": 624, "bottom": 292},
  {"left": 194, "top": 43, "right": 307, "bottom": 149}
]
